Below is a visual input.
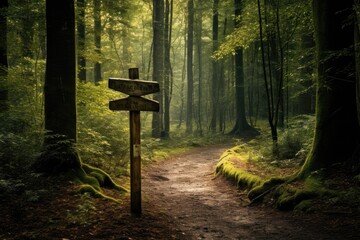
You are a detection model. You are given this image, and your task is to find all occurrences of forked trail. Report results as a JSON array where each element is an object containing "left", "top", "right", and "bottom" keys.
[{"left": 142, "top": 144, "right": 359, "bottom": 239}]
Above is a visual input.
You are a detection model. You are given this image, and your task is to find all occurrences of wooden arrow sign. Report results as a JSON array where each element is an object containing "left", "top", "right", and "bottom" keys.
[
  {"left": 109, "top": 96, "right": 160, "bottom": 112},
  {"left": 109, "top": 78, "right": 160, "bottom": 96}
]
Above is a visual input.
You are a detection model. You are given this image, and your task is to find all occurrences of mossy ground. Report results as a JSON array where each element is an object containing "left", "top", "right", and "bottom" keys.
[{"left": 216, "top": 134, "right": 360, "bottom": 213}]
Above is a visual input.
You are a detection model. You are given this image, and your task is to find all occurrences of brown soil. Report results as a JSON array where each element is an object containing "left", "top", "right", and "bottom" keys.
[{"left": 1, "top": 144, "right": 360, "bottom": 239}]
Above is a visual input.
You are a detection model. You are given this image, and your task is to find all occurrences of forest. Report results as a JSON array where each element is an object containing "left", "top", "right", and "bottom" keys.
[{"left": 1, "top": 0, "right": 360, "bottom": 239}]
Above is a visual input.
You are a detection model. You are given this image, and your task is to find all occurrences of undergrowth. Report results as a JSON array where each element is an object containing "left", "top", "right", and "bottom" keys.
[{"left": 216, "top": 115, "right": 318, "bottom": 208}]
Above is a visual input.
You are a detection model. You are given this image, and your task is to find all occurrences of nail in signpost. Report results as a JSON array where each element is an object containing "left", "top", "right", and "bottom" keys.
[{"left": 109, "top": 68, "right": 159, "bottom": 216}]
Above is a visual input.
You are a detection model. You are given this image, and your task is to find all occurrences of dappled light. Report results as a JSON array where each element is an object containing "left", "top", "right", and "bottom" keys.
[{"left": 1, "top": 0, "right": 360, "bottom": 239}]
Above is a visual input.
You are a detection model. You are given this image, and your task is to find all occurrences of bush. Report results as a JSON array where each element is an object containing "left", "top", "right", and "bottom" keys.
[{"left": 76, "top": 81, "right": 129, "bottom": 176}]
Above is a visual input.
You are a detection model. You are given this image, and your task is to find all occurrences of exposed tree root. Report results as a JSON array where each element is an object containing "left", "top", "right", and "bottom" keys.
[{"left": 32, "top": 140, "right": 128, "bottom": 203}]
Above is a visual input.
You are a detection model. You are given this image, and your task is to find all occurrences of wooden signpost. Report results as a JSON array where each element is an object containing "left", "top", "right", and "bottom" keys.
[{"left": 109, "top": 68, "right": 159, "bottom": 216}]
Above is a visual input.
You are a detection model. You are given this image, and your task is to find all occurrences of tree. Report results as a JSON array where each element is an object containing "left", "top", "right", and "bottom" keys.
[
  {"left": 32, "top": 0, "right": 126, "bottom": 197},
  {"left": 152, "top": 0, "right": 164, "bottom": 138},
  {"left": 298, "top": 0, "right": 358, "bottom": 177},
  {"left": 0, "top": 0, "right": 8, "bottom": 115},
  {"left": 33, "top": 0, "right": 79, "bottom": 174},
  {"left": 93, "top": 0, "right": 102, "bottom": 83},
  {"left": 186, "top": 0, "right": 194, "bottom": 134},
  {"left": 77, "top": 0, "right": 86, "bottom": 82},
  {"left": 209, "top": 0, "right": 219, "bottom": 132},
  {"left": 229, "top": 0, "right": 253, "bottom": 135},
  {"left": 356, "top": 2, "right": 360, "bottom": 128},
  {"left": 163, "top": 0, "right": 173, "bottom": 138},
  {"left": 195, "top": 0, "right": 203, "bottom": 135},
  {"left": 257, "top": 0, "right": 279, "bottom": 142}
]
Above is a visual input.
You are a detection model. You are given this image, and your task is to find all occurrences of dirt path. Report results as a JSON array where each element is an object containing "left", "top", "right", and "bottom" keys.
[{"left": 142, "top": 144, "right": 360, "bottom": 240}]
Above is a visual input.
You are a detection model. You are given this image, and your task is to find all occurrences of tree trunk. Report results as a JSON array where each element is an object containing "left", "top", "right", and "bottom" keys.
[
  {"left": 195, "top": 0, "right": 203, "bottom": 136},
  {"left": 356, "top": 3, "right": 360, "bottom": 127},
  {"left": 93, "top": 0, "right": 102, "bottom": 84},
  {"left": 299, "top": 0, "right": 358, "bottom": 177},
  {"left": 257, "top": 0, "right": 278, "bottom": 142},
  {"left": 32, "top": 0, "right": 82, "bottom": 175},
  {"left": 44, "top": 0, "right": 77, "bottom": 142},
  {"left": 209, "top": 0, "right": 219, "bottom": 132},
  {"left": 230, "top": 0, "right": 253, "bottom": 135},
  {"left": 0, "top": 0, "right": 8, "bottom": 114},
  {"left": 152, "top": 0, "right": 164, "bottom": 138},
  {"left": 186, "top": 0, "right": 194, "bottom": 134},
  {"left": 163, "top": 0, "right": 172, "bottom": 138},
  {"left": 77, "top": 0, "right": 86, "bottom": 82},
  {"left": 178, "top": 22, "right": 187, "bottom": 129}
]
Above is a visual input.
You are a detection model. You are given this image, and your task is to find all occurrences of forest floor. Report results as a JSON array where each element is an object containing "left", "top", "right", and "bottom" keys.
[{"left": 1, "top": 143, "right": 360, "bottom": 239}]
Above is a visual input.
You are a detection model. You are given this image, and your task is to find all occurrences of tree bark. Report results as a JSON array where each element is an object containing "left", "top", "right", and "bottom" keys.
[
  {"left": 186, "top": 0, "right": 194, "bottom": 134},
  {"left": 0, "top": 0, "right": 8, "bottom": 114},
  {"left": 355, "top": 2, "right": 360, "bottom": 127},
  {"left": 152, "top": 0, "right": 164, "bottom": 138},
  {"left": 195, "top": 0, "right": 203, "bottom": 136},
  {"left": 229, "top": 0, "right": 253, "bottom": 135},
  {"left": 299, "top": 0, "right": 358, "bottom": 177},
  {"left": 93, "top": 0, "right": 102, "bottom": 83},
  {"left": 77, "top": 0, "right": 86, "bottom": 82},
  {"left": 163, "top": 0, "right": 172, "bottom": 138},
  {"left": 44, "top": 0, "right": 77, "bottom": 142},
  {"left": 209, "top": 0, "right": 219, "bottom": 132}
]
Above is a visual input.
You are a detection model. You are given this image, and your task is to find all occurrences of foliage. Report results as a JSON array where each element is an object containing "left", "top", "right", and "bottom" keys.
[
  {"left": 215, "top": 115, "right": 315, "bottom": 205},
  {"left": 66, "top": 193, "right": 96, "bottom": 226},
  {"left": 233, "top": 115, "right": 315, "bottom": 163},
  {"left": 76, "top": 81, "right": 129, "bottom": 176},
  {"left": 213, "top": 0, "right": 259, "bottom": 59}
]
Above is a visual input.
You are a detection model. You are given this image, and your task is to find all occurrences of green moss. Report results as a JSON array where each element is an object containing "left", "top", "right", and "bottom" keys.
[
  {"left": 276, "top": 188, "right": 318, "bottom": 210},
  {"left": 66, "top": 167, "right": 101, "bottom": 191},
  {"left": 79, "top": 184, "right": 121, "bottom": 203},
  {"left": 248, "top": 177, "right": 287, "bottom": 201},
  {"left": 82, "top": 163, "right": 128, "bottom": 192},
  {"left": 274, "top": 176, "right": 326, "bottom": 211},
  {"left": 65, "top": 163, "right": 127, "bottom": 202},
  {"left": 216, "top": 158, "right": 262, "bottom": 189}
]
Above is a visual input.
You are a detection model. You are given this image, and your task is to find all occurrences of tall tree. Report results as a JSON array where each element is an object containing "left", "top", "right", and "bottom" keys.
[
  {"left": 77, "top": 0, "right": 86, "bottom": 82},
  {"left": 0, "top": 0, "right": 8, "bottom": 114},
  {"left": 163, "top": 0, "right": 173, "bottom": 138},
  {"left": 356, "top": 2, "right": 360, "bottom": 127},
  {"left": 209, "top": 0, "right": 219, "bottom": 132},
  {"left": 44, "top": 0, "right": 77, "bottom": 142},
  {"left": 152, "top": 0, "right": 164, "bottom": 138},
  {"left": 186, "top": 0, "right": 194, "bottom": 134},
  {"left": 195, "top": 0, "right": 203, "bottom": 135},
  {"left": 33, "top": 0, "right": 80, "bottom": 174},
  {"left": 257, "top": 0, "right": 279, "bottom": 142},
  {"left": 93, "top": 0, "right": 102, "bottom": 83},
  {"left": 34, "top": 0, "right": 128, "bottom": 198},
  {"left": 229, "top": 0, "right": 253, "bottom": 135},
  {"left": 298, "top": 0, "right": 358, "bottom": 177}
]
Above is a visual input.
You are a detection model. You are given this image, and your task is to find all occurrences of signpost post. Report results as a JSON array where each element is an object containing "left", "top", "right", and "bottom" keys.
[{"left": 109, "top": 68, "right": 159, "bottom": 216}]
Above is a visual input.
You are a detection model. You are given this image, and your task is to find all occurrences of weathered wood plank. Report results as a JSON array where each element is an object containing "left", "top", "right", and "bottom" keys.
[
  {"left": 108, "top": 78, "right": 159, "bottom": 96},
  {"left": 109, "top": 96, "right": 160, "bottom": 112}
]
